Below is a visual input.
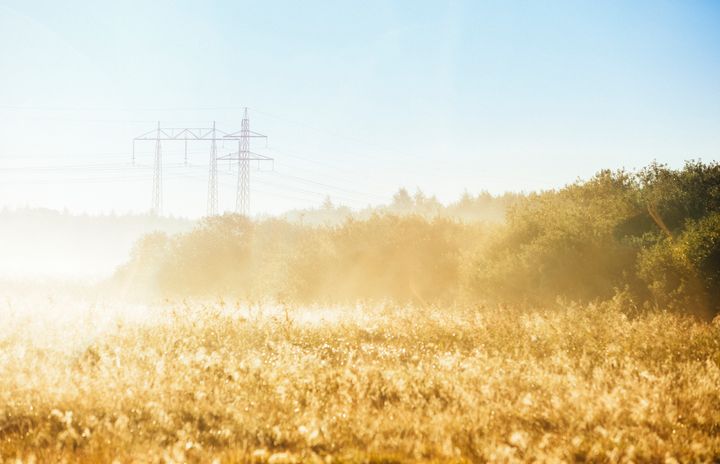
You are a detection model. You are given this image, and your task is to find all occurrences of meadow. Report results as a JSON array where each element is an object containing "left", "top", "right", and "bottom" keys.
[
  {"left": 1, "top": 161, "right": 719, "bottom": 463},
  {"left": 1, "top": 298, "right": 719, "bottom": 463}
]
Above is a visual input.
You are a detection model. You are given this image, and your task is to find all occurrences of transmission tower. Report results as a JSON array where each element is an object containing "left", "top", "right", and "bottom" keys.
[
  {"left": 238, "top": 113, "right": 250, "bottom": 215},
  {"left": 151, "top": 121, "right": 162, "bottom": 215},
  {"left": 207, "top": 121, "right": 219, "bottom": 216},
  {"left": 134, "top": 123, "right": 245, "bottom": 216},
  {"left": 218, "top": 108, "right": 272, "bottom": 216}
]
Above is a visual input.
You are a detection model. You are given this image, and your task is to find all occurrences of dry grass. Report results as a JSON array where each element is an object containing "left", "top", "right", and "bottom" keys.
[{"left": 0, "top": 298, "right": 719, "bottom": 463}]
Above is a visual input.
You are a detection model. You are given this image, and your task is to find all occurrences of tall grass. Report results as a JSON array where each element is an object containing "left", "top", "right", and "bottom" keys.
[{"left": 1, "top": 299, "right": 718, "bottom": 462}]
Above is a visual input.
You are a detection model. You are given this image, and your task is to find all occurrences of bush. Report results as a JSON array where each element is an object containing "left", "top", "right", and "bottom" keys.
[
  {"left": 287, "top": 215, "right": 474, "bottom": 304},
  {"left": 117, "top": 161, "right": 720, "bottom": 317},
  {"left": 464, "top": 161, "right": 720, "bottom": 317},
  {"left": 466, "top": 170, "right": 640, "bottom": 306},
  {"left": 638, "top": 212, "right": 720, "bottom": 318}
]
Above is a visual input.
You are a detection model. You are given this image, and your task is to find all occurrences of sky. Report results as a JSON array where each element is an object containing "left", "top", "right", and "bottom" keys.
[{"left": 0, "top": 0, "right": 718, "bottom": 217}]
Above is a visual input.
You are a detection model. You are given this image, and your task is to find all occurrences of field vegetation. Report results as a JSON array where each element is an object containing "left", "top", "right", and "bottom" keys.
[
  {"left": 1, "top": 300, "right": 719, "bottom": 462},
  {"left": 119, "top": 160, "right": 720, "bottom": 319},
  {"left": 1, "top": 161, "right": 719, "bottom": 462}
]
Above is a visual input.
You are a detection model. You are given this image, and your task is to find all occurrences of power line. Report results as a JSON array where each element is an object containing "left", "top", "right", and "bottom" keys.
[
  {"left": 269, "top": 170, "right": 385, "bottom": 201},
  {"left": 264, "top": 146, "right": 359, "bottom": 178},
  {"left": 0, "top": 107, "right": 416, "bottom": 215},
  {"left": 132, "top": 113, "right": 273, "bottom": 216},
  {"left": 250, "top": 107, "right": 426, "bottom": 164},
  {"left": 0, "top": 105, "right": 251, "bottom": 112}
]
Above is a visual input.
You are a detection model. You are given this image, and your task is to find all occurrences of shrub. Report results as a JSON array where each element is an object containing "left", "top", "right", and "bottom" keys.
[
  {"left": 638, "top": 212, "right": 720, "bottom": 318},
  {"left": 117, "top": 161, "right": 720, "bottom": 317}
]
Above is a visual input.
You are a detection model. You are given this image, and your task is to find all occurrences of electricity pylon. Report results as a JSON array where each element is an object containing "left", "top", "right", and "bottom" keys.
[
  {"left": 207, "top": 121, "right": 219, "bottom": 216},
  {"left": 151, "top": 122, "right": 162, "bottom": 215},
  {"left": 133, "top": 122, "right": 243, "bottom": 216},
  {"left": 218, "top": 108, "right": 272, "bottom": 216}
]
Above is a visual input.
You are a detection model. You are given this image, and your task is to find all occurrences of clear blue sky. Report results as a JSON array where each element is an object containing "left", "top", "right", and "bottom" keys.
[{"left": 0, "top": 0, "right": 718, "bottom": 217}]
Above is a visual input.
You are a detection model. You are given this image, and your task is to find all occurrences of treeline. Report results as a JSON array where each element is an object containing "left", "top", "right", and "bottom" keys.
[
  {"left": 116, "top": 215, "right": 481, "bottom": 304},
  {"left": 116, "top": 161, "right": 720, "bottom": 318},
  {"left": 280, "top": 188, "right": 519, "bottom": 225},
  {"left": 471, "top": 160, "right": 720, "bottom": 318}
]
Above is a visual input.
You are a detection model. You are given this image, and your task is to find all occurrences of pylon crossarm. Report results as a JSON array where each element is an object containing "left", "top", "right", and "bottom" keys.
[
  {"left": 223, "top": 131, "right": 267, "bottom": 138},
  {"left": 134, "top": 127, "right": 238, "bottom": 141},
  {"left": 217, "top": 152, "right": 273, "bottom": 161},
  {"left": 133, "top": 108, "right": 267, "bottom": 217},
  {"left": 134, "top": 128, "right": 159, "bottom": 140},
  {"left": 160, "top": 128, "right": 212, "bottom": 139}
]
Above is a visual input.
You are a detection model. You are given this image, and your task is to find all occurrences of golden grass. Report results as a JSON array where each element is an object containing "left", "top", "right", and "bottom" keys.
[{"left": 0, "top": 300, "right": 719, "bottom": 463}]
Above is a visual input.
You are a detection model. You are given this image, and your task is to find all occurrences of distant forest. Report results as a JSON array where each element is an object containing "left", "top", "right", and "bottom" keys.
[
  {"left": 0, "top": 188, "right": 515, "bottom": 280},
  {"left": 280, "top": 188, "right": 519, "bottom": 225},
  {"left": 118, "top": 161, "right": 720, "bottom": 320}
]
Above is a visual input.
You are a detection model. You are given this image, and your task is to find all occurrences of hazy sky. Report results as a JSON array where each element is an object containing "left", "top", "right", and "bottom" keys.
[{"left": 0, "top": 0, "right": 718, "bottom": 217}]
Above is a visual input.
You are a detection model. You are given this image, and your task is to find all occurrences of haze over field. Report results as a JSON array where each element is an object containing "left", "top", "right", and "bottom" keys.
[{"left": 0, "top": 1, "right": 719, "bottom": 463}]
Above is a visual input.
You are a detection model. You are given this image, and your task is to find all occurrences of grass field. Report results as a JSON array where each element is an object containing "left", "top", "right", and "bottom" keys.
[{"left": 1, "top": 298, "right": 719, "bottom": 463}]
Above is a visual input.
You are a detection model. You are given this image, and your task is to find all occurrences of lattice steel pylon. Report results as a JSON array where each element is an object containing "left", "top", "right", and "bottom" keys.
[
  {"left": 218, "top": 108, "right": 272, "bottom": 216},
  {"left": 151, "top": 121, "right": 162, "bottom": 216},
  {"left": 207, "top": 121, "right": 219, "bottom": 216},
  {"left": 237, "top": 112, "right": 250, "bottom": 215},
  {"left": 134, "top": 122, "right": 248, "bottom": 216}
]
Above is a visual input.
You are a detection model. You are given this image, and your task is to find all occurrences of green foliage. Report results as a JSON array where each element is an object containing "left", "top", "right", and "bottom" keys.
[
  {"left": 467, "top": 160, "right": 720, "bottom": 316},
  {"left": 637, "top": 160, "right": 720, "bottom": 233},
  {"left": 638, "top": 212, "right": 720, "bottom": 317},
  {"left": 118, "top": 161, "right": 720, "bottom": 317},
  {"left": 683, "top": 212, "right": 720, "bottom": 296},
  {"left": 468, "top": 169, "right": 641, "bottom": 305}
]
